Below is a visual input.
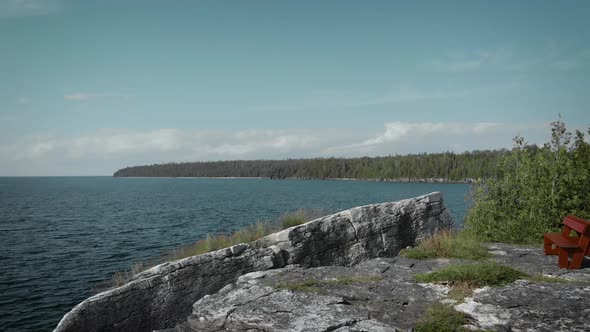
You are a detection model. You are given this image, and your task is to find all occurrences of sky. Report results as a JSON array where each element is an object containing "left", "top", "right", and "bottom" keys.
[{"left": 1, "top": 0, "right": 589, "bottom": 176}]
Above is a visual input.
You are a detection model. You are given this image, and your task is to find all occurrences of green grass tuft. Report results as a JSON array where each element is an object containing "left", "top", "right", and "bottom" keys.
[
  {"left": 277, "top": 275, "right": 382, "bottom": 293},
  {"left": 400, "top": 230, "right": 491, "bottom": 260},
  {"left": 415, "top": 303, "right": 468, "bottom": 332},
  {"left": 415, "top": 262, "right": 527, "bottom": 288},
  {"left": 400, "top": 248, "right": 437, "bottom": 260}
]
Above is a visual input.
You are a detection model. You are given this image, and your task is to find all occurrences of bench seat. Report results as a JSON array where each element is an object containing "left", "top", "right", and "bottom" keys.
[{"left": 544, "top": 233, "right": 580, "bottom": 249}]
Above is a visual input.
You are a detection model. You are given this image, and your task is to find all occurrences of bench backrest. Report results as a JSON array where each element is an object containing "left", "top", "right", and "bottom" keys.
[
  {"left": 562, "top": 216, "right": 590, "bottom": 255},
  {"left": 563, "top": 215, "right": 590, "bottom": 236}
]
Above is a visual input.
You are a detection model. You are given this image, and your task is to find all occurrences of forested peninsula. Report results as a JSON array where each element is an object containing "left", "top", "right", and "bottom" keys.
[{"left": 113, "top": 150, "right": 506, "bottom": 181}]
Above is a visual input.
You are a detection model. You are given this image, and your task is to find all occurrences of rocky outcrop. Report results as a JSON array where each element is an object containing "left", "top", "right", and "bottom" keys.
[
  {"left": 162, "top": 244, "right": 590, "bottom": 332},
  {"left": 162, "top": 258, "right": 449, "bottom": 332},
  {"left": 54, "top": 192, "right": 453, "bottom": 332}
]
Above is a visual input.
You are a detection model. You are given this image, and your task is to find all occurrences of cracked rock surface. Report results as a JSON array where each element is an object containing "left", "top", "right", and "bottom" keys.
[
  {"left": 456, "top": 243, "right": 590, "bottom": 332},
  {"left": 162, "top": 244, "right": 590, "bottom": 332},
  {"left": 160, "top": 257, "right": 451, "bottom": 332}
]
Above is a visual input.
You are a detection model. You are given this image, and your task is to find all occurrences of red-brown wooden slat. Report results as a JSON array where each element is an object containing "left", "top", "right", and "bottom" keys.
[
  {"left": 544, "top": 233, "right": 579, "bottom": 248},
  {"left": 565, "top": 215, "right": 590, "bottom": 234}
]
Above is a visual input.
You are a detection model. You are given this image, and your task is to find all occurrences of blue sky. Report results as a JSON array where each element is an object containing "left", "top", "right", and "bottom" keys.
[{"left": 1, "top": 0, "right": 589, "bottom": 175}]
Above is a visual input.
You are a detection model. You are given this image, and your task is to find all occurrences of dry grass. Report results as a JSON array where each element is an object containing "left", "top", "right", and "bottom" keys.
[
  {"left": 168, "top": 221, "right": 273, "bottom": 260},
  {"left": 99, "top": 208, "right": 328, "bottom": 292},
  {"left": 446, "top": 282, "right": 476, "bottom": 301},
  {"left": 279, "top": 208, "right": 328, "bottom": 229},
  {"left": 171, "top": 209, "right": 328, "bottom": 261},
  {"left": 400, "top": 230, "right": 491, "bottom": 260}
]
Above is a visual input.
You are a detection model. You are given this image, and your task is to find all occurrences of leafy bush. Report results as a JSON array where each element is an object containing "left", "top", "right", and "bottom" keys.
[
  {"left": 399, "top": 230, "right": 490, "bottom": 260},
  {"left": 465, "top": 120, "right": 590, "bottom": 243}
]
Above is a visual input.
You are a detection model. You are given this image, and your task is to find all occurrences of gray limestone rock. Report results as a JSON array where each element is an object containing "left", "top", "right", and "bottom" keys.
[
  {"left": 164, "top": 258, "right": 453, "bottom": 332},
  {"left": 456, "top": 281, "right": 590, "bottom": 331},
  {"left": 54, "top": 192, "right": 453, "bottom": 332},
  {"left": 162, "top": 244, "right": 590, "bottom": 332},
  {"left": 454, "top": 243, "right": 590, "bottom": 332}
]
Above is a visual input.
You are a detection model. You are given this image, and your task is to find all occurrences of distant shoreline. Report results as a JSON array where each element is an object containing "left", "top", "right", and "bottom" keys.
[
  {"left": 114, "top": 176, "right": 473, "bottom": 184},
  {"left": 116, "top": 176, "right": 264, "bottom": 179},
  {"left": 112, "top": 152, "right": 501, "bottom": 181}
]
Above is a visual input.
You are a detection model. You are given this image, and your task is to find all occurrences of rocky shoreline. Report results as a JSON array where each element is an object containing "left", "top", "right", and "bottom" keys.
[
  {"left": 55, "top": 192, "right": 453, "bottom": 332},
  {"left": 54, "top": 192, "right": 589, "bottom": 332}
]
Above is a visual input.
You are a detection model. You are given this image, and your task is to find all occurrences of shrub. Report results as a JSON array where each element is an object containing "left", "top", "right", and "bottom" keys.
[
  {"left": 400, "top": 230, "right": 490, "bottom": 260},
  {"left": 465, "top": 120, "right": 590, "bottom": 244}
]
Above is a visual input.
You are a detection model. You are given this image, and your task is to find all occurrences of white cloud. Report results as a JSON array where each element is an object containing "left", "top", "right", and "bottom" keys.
[
  {"left": 5, "top": 129, "right": 321, "bottom": 162},
  {"left": 189, "top": 130, "right": 319, "bottom": 158},
  {"left": 361, "top": 122, "right": 503, "bottom": 146},
  {"left": 0, "top": 122, "right": 556, "bottom": 175},
  {"left": 5, "top": 123, "right": 507, "bottom": 162},
  {"left": 323, "top": 122, "right": 508, "bottom": 156},
  {"left": 64, "top": 92, "right": 130, "bottom": 101},
  {"left": 0, "top": 0, "right": 60, "bottom": 18}
]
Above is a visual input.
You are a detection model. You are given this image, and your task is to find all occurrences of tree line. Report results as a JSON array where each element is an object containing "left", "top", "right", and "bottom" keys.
[{"left": 113, "top": 150, "right": 507, "bottom": 181}]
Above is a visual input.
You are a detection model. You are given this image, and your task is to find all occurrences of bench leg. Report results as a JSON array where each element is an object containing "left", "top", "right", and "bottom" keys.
[
  {"left": 570, "top": 252, "right": 584, "bottom": 269},
  {"left": 557, "top": 248, "right": 570, "bottom": 269}
]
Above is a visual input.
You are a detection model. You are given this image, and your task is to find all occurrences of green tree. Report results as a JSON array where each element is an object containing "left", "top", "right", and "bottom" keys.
[{"left": 465, "top": 120, "right": 590, "bottom": 243}]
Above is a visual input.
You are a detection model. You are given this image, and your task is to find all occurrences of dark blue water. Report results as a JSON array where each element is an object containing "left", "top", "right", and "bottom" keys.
[{"left": 0, "top": 177, "right": 470, "bottom": 331}]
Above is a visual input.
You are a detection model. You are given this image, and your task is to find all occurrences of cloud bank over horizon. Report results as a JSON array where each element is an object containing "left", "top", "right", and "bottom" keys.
[{"left": 0, "top": 121, "right": 559, "bottom": 176}]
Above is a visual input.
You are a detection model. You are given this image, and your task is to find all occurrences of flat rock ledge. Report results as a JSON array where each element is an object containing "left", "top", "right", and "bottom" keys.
[
  {"left": 161, "top": 244, "right": 590, "bottom": 332},
  {"left": 55, "top": 192, "right": 453, "bottom": 332}
]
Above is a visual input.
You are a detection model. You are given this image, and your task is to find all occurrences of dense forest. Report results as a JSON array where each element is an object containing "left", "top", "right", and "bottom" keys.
[{"left": 113, "top": 150, "right": 507, "bottom": 181}]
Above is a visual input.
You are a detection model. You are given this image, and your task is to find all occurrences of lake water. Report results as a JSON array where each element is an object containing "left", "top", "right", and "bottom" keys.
[{"left": 0, "top": 177, "right": 470, "bottom": 331}]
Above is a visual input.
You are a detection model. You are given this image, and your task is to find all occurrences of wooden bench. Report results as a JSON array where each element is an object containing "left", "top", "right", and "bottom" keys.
[{"left": 544, "top": 215, "right": 590, "bottom": 269}]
